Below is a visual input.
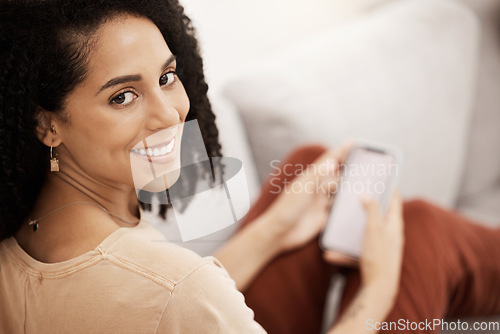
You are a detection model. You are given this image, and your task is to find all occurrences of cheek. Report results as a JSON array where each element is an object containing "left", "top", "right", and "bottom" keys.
[
  {"left": 76, "top": 131, "right": 133, "bottom": 167},
  {"left": 182, "top": 95, "right": 190, "bottom": 117},
  {"left": 63, "top": 115, "right": 139, "bottom": 177},
  {"left": 176, "top": 82, "right": 190, "bottom": 120},
  {"left": 86, "top": 137, "right": 137, "bottom": 185},
  {"left": 80, "top": 117, "right": 135, "bottom": 153}
]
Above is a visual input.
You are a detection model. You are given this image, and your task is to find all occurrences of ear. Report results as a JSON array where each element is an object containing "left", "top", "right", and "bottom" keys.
[{"left": 35, "top": 110, "right": 63, "bottom": 147}]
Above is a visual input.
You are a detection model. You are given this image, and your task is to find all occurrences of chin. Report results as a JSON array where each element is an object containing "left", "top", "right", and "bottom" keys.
[
  {"left": 140, "top": 166, "right": 181, "bottom": 192},
  {"left": 131, "top": 151, "right": 182, "bottom": 193}
]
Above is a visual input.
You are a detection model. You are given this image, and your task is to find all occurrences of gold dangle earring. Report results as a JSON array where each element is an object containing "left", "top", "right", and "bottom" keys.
[{"left": 50, "top": 125, "right": 59, "bottom": 172}]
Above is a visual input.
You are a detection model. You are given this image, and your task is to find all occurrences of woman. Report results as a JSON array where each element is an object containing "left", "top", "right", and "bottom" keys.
[
  {"left": 0, "top": 1, "right": 498, "bottom": 333},
  {"left": 0, "top": 1, "right": 264, "bottom": 332},
  {"left": 0, "top": 0, "right": 404, "bottom": 332}
]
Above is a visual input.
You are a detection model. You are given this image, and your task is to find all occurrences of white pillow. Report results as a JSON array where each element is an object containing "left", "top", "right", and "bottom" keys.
[
  {"left": 211, "top": 96, "right": 260, "bottom": 202},
  {"left": 181, "top": 0, "right": 393, "bottom": 93},
  {"left": 455, "top": 0, "right": 500, "bottom": 225},
  {"left": 223, "top": 0, "right": 480, "bottom": 207}
]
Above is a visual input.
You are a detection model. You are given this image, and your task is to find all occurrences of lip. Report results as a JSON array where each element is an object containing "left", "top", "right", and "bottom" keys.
[
  {"left": 138, "top": 136, "right": 176, "bottom": 150},
  {"left": 131, "top": 135, "right": 178, "bottom": 165}
]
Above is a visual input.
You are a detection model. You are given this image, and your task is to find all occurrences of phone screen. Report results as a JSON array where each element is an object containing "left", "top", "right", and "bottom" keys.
[{"left": 321, "top": 146, "right": 397, "bottom": 257}]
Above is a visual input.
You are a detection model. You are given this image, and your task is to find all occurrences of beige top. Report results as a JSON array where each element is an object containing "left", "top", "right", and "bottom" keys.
[{"left": 0, "top": 218, "right": 266, "bottom": 333}]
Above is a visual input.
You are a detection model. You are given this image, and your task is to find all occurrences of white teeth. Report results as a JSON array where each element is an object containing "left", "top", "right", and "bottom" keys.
[
  {"left": 166, "top": 139, "right": 174, "bottom": 152},
  {"left": 133, "top": 137, "right": 175, "bottom": 157}
]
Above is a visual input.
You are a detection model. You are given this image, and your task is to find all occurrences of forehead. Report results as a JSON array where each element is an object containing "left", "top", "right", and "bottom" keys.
[{"left": 84, "top": 15, "right": 173, "bottom": 84}]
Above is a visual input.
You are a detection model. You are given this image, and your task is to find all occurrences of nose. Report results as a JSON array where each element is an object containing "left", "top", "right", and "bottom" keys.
[{"left": 145, "top": 90, "right": 181, "bottom": 131}]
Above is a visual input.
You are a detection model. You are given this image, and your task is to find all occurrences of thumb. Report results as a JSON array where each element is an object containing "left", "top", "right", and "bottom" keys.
[{"left": 361, "top": 195, "right": 382, "bottom": 224}]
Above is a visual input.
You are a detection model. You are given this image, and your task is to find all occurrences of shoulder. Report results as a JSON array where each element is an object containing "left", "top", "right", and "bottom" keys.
[
  {"left": 98, "top": 222, "right": 222, "bottom": 287},
  {"left": 97, "top": 228, "right": 267, "bottom": 332},
  {"left": 156, "top": 254, "right": 267, "bottom": 333},
  {"left": 100, "top": 225, "right": 266, "bottom": 332}
]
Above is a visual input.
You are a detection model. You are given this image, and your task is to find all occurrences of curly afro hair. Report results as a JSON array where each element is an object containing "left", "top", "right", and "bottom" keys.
[{"left": 0, "top": 0, "right": 223, "bottom": 241}]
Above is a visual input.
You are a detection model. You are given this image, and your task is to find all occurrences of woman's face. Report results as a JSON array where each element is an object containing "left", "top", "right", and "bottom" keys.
[{"left": 52, "top": 15, "right": 189, "bottom": 191}]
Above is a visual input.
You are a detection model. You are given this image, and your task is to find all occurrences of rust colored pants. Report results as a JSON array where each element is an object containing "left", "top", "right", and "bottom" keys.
[{"left": 239, "top": 144, "right": 500, "bottom": 334}]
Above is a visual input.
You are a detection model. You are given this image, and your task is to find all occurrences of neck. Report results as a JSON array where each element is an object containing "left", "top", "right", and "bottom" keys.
[
  {"left": 30, "top": 168, "right": 140, "bottom": 229},
  {"left": 13, "top": 169, "right": 141, "bottom": 263}
]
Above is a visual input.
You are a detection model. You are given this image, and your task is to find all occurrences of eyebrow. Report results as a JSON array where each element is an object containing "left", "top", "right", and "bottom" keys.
[{"left": 96, "top": 54, "right": 177, "bottom": 96}]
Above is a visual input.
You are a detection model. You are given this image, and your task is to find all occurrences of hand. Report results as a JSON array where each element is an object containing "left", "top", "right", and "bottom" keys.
[
  {"left": 359, "top": 193, "right": 404, "bottom": 291},
  {"left": 261, "top": 142, "right": 352, "bottom": 253},
  {"left": 325, "top": 193, "right": 404, "bottom": 334},
  {"left": 324, "top": 192, "right": 404, "bottom": 297}
]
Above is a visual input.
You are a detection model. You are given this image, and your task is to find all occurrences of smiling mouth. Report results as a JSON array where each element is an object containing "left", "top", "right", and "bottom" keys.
[{"left": 132, "top": 137, "right": 175, "bottom": 157}]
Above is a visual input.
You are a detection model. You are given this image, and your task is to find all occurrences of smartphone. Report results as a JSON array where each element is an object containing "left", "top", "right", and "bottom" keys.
[{"left": 319, "top": 140, "right": 403, "bottom": 258}]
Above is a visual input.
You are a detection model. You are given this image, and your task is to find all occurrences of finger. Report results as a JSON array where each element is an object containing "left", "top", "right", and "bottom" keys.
[
  {"left": 323, "top": 250, "right": 358, "bottom": 267},
  {"left": 317, "top": 199, "right": 332, "bottom": 230},
  {"left": 391, "top": 190, "right": 402, "bottom": 216},
  {"left": 297, "top": 157, "right": 339, "bottom": 189},
  {"left": 312, "top": 142, "right": 353, "bottom": 184},
  {"left": 361, "top": 195, "right": 382, "bottom": 224},
  {"left": 386, "top": 190, "right": 403, "bottom": 228},
  {"left": 315, "top": 174, "right": 340, "bottom": 196},
  {"left": 321, "top": 158, "right": 339, "bottom": 178},
  {"left": 292, "top": 155, "right": 336, "bottom": 186},
  {"left": 334, "top": 140, "right": 355, "bottom": 164},
  {"left": 314, "top": 190, "right": 331, "bottom": 210},
  {"left": 300, "top": 142, "right": 355, "bottom": 191},
  {"left": 315, "top": 141, "right": 353, "bottom": 167}
]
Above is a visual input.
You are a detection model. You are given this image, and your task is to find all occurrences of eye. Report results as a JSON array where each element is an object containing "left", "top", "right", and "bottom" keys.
[
  {"left": 159, "top": 71, "right": 176, "bottom": 86},
  {"left": 111, "top": 91, "right": 138, "bottom": 106}
]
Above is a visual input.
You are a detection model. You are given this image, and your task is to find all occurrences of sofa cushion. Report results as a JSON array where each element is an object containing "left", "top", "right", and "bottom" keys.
[
  {"left": 455, "top": 0, "right": 500, "bottom": 225},
  {"left": 181, "top": 0, "right": 394, "bottom": 94}
]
